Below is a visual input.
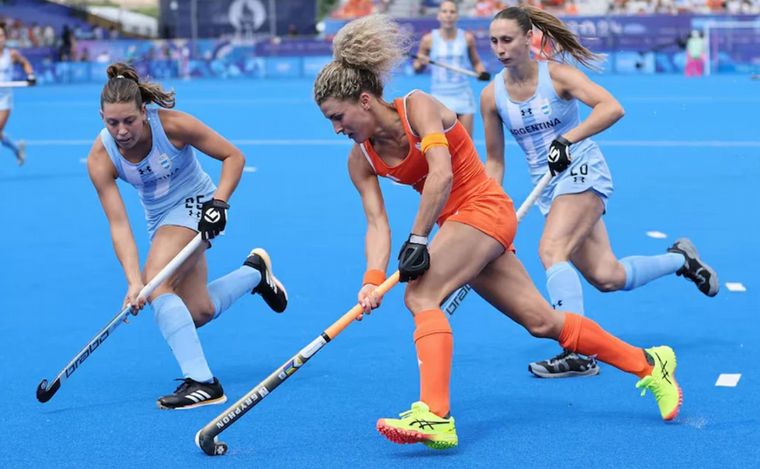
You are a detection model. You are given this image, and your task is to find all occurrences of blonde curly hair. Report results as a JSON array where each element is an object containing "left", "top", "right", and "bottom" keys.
[{"left": 314, "top": 15, "right": 411, "bottom": 104}]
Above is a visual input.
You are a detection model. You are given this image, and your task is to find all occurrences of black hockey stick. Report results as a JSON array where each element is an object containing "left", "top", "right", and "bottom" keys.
[
  {"left": 195, "top": 272, "right": 400, "bottom": 455},
  {"left": 409, "top": 53, "right": 491, "bottom": 81}
]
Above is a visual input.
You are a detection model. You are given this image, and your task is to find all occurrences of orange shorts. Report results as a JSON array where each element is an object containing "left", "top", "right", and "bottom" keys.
[{"left": 440, "top": 178, "right": 517, "bottom": 251}]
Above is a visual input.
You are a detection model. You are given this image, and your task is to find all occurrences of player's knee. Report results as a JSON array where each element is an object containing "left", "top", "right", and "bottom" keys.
[
  {"left": 538, "top": 239, "right": 568, "bottom": 268},
  {"left": 190, "top": 302, "right": 216, "bottom": 327},
  {"left": 524, "top": 316, "right": 555, "bottom": 338},
  {"left": 149, "top": 286, "right": 175, "bottom": 302},
  {"left": 403, "top": 288, "right": 435, "bottom": 314},
  {"left": 590, "top": 278, "right": 620, "bottom": 292},
  {"left": 192, "top": 310, "right": 214, "bottom": 327},
  {"left": 585, "top": 267, "right": 624, "bottom": 292}
]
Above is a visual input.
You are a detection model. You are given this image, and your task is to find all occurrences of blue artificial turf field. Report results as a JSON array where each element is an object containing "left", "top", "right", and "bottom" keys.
[{"left": 1, "top": 73, "right": 758, "bottom": 468}]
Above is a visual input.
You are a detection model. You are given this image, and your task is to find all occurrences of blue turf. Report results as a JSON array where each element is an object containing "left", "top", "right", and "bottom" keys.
[{"left": 2, "top": 74, "right": 758, "bottom": 468}]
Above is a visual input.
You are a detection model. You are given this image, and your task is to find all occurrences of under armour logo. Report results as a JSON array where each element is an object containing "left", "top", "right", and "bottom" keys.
[
  {"left": 204, "top": 208, "right": 221, "bottom": 223},
  {"left": 521, "top": 108, "right": 533, "bottom": 117}
]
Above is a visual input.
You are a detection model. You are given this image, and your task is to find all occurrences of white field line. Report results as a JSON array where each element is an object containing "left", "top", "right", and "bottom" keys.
[{"left": 24, "top": 139, "right": 760, "bottom": 147}]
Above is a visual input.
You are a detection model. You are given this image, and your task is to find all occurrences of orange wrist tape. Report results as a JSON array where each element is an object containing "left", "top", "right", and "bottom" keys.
[
  {"left": 363, "top": 269, "right": 386, "bottom": 286},
  {"left": 420, "top": 133, "right": 448, "bottom": 154}
]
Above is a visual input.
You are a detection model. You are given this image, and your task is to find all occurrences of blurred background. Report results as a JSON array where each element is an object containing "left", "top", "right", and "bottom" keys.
[{"left": 0, "top": 0, "right": 758, "bottom": 83}]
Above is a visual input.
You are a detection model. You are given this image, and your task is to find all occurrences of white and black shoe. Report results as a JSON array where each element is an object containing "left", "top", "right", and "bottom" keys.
[
  {"left": 667, "top": 238, "right": 719, "bottom": 297},
  {"left": 16, "top": 140, "right": 26, "bottom": 166},
  {"left": 528, "top": 349, "right": 600, "bottom": 378},
  {"left": 244, "top": 248, "right": 288, "bottom": 313},
  {"left": 157, "top": 377, "right": 227, "bottom": 410}
]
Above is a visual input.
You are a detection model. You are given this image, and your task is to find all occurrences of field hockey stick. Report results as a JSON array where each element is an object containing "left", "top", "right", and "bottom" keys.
[
  {"left": 442, "top": 171, "right": 553, "bottom": 315},
  {"left": 36, "top": 233, "right": 204, "bottom": 403},
  {"left": 0, "top": 81, "right": 31, "bottom": 87},
  {"left": 408, "top": 53, "right": 491, "bottom": 81},
  {"left": 195, "top": 272, "right": 400, "bottom": 456}
]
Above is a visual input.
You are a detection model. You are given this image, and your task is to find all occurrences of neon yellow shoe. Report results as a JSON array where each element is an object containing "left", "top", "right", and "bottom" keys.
[
  {"left": 636, "top": 346, "right": 683, "bottom": 421},
  {"left": 376, "top": 401, "right": 458, "bottom": 450}
]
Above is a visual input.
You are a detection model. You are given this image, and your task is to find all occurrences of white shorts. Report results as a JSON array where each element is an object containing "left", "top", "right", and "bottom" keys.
[
  {"left": 147, "top": 190, "right": 215, "bottom": 239},
  {"left": 432, "top": 87, "right": 476, "bottom": 116},
  {"left": 537, "top": 148, "right": 614, "bottom": 216},
  {"left": 0, "top": 93, "right": 12, "bottom": 111}
]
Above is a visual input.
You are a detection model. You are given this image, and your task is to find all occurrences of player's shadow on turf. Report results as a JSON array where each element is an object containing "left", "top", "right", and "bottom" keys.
[
  {"left": 38, "top": 396, "right": 147, "bottom": 415},
  {"left": 390, "top": 447, "right": 462, "bottom": 459}
]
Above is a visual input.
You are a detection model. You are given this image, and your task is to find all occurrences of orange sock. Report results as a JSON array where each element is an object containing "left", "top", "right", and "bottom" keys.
[
  {"left": 413, "top": 309, "right": 453, "bottom": 417},
  {"left": 559, "top": 312, "right": 653, "bottom": 378}
]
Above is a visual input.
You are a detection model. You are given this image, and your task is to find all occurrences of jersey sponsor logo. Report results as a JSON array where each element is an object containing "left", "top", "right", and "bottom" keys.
[
  {"left": 510, "top": 118, "right": 561, "bottom": 137},
  {"left": 520, "top": 107, "right": 533, "bottom": 117}
]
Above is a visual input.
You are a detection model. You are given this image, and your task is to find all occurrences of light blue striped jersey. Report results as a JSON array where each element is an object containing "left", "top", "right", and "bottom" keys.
[
  {"left": 0, "top": 49, "right": 13, "bottom": 99},
  {"left": 430, "top": 28, "right": 470, "bottom": 96},
  {"left": 100, "top": 107, "right": 216, "bottom": 221},
  {"left": 493, "top": 61, "right": 600, "bottom": 184}
]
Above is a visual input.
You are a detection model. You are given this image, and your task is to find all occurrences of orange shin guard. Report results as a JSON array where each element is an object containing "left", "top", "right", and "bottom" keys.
[
  {"left": 413, "top": 309, "right": 453, "bottom": 417},
  {"left": 559, "top": 312, "right": 652, "bottom": 378}
]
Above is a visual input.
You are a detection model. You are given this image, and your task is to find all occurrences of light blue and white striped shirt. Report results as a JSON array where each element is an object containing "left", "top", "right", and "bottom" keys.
[
  {"left": 494, "top": 61, "right": 600, "bottom": 184},
  {"left": 100, "top": 107, "right": 216, "bottom": 222},
  {"left": 430, "top": 28, "right": 470, "bottom": 97},
  {"left": 0, "top": 49, "right": 14, "bottom": 103}
]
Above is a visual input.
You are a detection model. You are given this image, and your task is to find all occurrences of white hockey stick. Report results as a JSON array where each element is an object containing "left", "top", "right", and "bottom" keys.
[
  {"left": 0, "top": 81, "right": 31, "bottom": 88},
  {"left": 36, "top": 233, "right": 204, "bottom": 402}
]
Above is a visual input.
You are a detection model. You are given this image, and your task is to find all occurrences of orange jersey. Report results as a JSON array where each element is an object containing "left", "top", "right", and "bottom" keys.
[{"left": 359, "top": 91, "right": 516, "bottom": 249}]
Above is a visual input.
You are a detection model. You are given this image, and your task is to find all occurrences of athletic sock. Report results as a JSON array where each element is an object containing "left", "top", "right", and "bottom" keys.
[
  {"left": 546, "top": 261, "right": 584, "bottom": 315},
  {"left": 559, "top": 312, "right": 652, "bottom": 378},
  {"left": 207, "top": 265, "right": 261, "bottom": 319},
  {"left": 413, "top": 309, "right": 453, "bottom": 418},
  {"left": 1, "top": 133, "right": 19, "bottom": 154},
  {"left": 152, "top": 293, "right": 213, "bottom": 383},
  {"left": 620, "top": 253, "right": 685, "bottom": 291}
]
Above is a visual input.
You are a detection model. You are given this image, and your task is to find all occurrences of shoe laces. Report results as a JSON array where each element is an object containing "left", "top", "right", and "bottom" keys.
[
  {"left": 636, "top": 375, "right": 657, "bottom": 398},
  {"left": 636, "top": 367, "right": 671, "bottom": 401},
  {"left": 547, "top": 349, "right": 573, "bottom": 364},
  {"left": 172, "top": 378, "right": 194, "bottom": 393},
  {"left": 399, "top": 409, "right": 414, "bottom": 419},
  {"left": 683, "top": 263, "right": 708, "bottom": 286}
]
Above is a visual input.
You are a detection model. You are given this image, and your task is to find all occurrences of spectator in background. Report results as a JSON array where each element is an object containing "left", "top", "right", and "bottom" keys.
[
  {"left": 684, "top": 29, "right": 705, "bottom": 77},
  {"left": 59, "top": 24, "right": 75, "bottom": 61},
  {"left": 374, "top": 0, "right": 390, "bottom": 13},
  {"left": 43, "top": 25, "right": 55, "bottom": 47},
  {"left": 30, "top": 23, "right": 42, "bottom": 47},
  {"left": 472, "top": 0, "right": 504, "bottom": 16},
  {"left": 332, "top": 0, "right": 373, "bottom": 18}
]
